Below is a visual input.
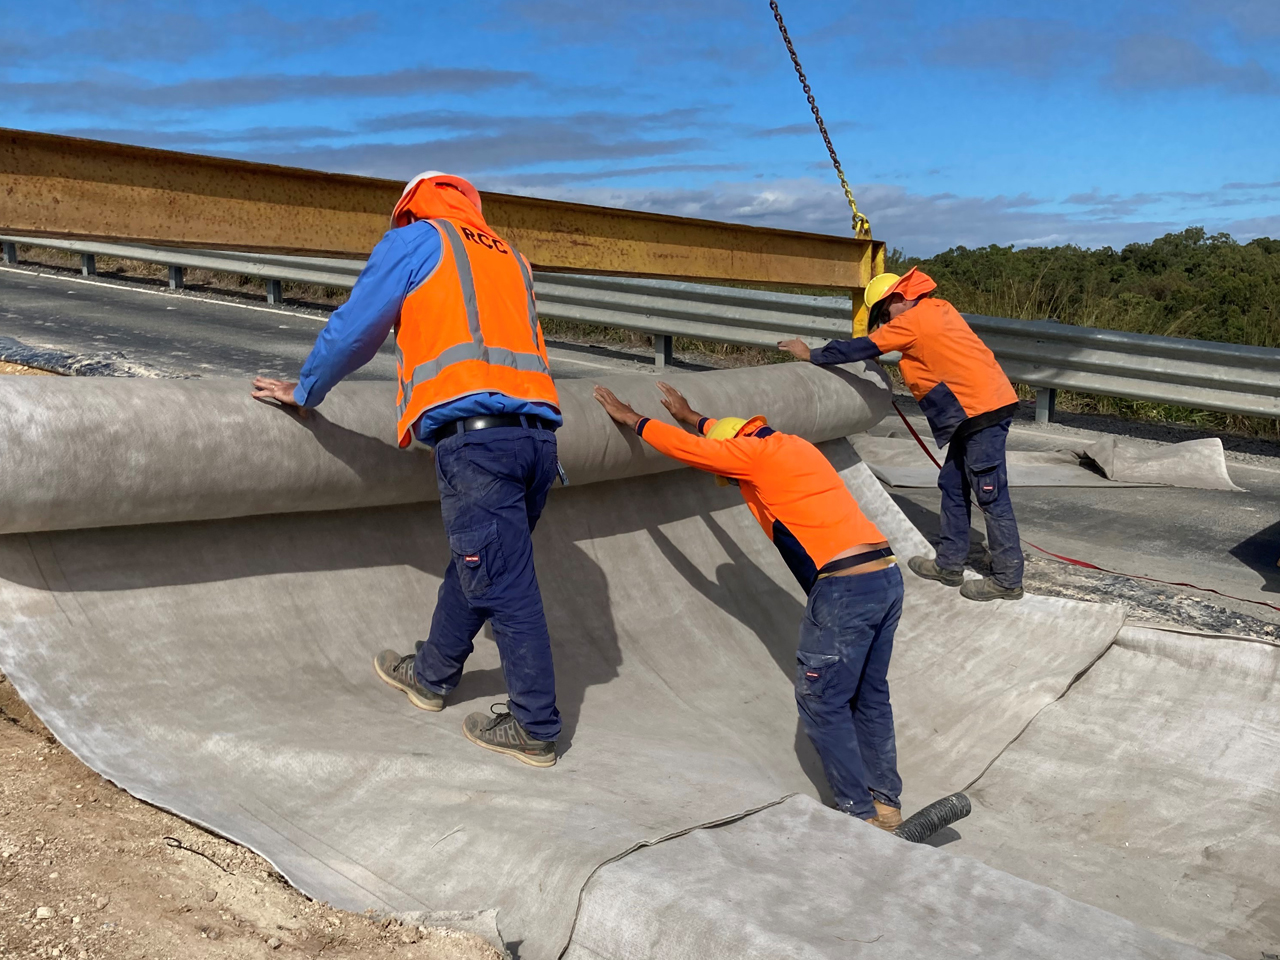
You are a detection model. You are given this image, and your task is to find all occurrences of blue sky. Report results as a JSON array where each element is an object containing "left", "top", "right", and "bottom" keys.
[{"left": 3, "top": 0, "right": 1278, "bottom": 255}]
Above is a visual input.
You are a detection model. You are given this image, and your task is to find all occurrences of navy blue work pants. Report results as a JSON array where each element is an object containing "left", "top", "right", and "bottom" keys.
[
  {"left": 795, "top": 566, "right": 904, "bottom": 820},
  {"left": 414, "top": 426, "right": 562, "bottom": 741},
  {"left": 935, "top": 418, "right": 1024, "bottom": 588}
]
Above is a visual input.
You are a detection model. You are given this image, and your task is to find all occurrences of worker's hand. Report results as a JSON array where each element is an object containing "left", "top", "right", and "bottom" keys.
[
  {"left": 593, "top": 385, "right": 642, "bottom": 429},
  {"left": 251, "top": 377, "right": 307, "bottom": 417},
  {"left": 656, "top": 381, "right": 701, "bottom": 427},
  {"left": 777, "top": 338, "right": 812, "bottom": 361}
]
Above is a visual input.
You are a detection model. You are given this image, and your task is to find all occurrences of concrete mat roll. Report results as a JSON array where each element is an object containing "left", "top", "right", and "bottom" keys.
[{"left": 0, "top": 359, "right": 890, "bottom": 534}]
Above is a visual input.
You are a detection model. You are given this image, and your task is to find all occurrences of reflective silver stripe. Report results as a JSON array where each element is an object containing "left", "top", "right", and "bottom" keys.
[
  {"left": 432, "top": 219, "right": 483, "bottom": 348},
  {"left": 397, "top": 344, "right": 550, "bottom": 418},
  {"left": 511, "top": 246, "right": 541, "bottom": 342}
]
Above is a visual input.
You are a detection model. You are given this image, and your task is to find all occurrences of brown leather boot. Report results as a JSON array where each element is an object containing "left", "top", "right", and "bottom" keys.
[{"left": 864, "top": 799, "right": 903, "bottom": 832}]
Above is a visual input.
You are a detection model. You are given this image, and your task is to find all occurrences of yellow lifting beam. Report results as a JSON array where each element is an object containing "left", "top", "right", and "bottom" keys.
[{"left": 0, "top": 128, "right": 882, "bottom": 300}]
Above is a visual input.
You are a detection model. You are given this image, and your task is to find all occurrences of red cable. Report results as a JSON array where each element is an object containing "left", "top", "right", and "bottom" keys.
[
  {"left": 890, "top": 402, "right": 1280, "bottom": 615},
  {"left": 892, "top": 401, "right": 942, "bottom": 469}
]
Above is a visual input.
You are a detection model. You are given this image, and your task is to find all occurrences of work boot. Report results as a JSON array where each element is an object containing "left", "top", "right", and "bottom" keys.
[
  {"left": 960, "top": 577, "right": 1024, "bottom": 602},
  {"left": 463, "top": 705, "right": 556, "bottom": 768},
  {"left": 865, "top": 799, "right": 903, "bottom": 833},
  {"left": 373, "top": 650, "right": 445, "bottom": 712},
  {"left": 908, "top": 555, "right": 963, "bottom": 587}
]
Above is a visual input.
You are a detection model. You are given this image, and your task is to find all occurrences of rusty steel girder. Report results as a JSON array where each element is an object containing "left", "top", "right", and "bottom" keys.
[{"left": 1, "top": 128, "right": 882, "bottom": 293}]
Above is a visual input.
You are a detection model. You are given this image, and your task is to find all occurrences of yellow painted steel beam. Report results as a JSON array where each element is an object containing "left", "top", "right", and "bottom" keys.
[{"left": 2, "top": 128, "right": 882, "bottom": 298}]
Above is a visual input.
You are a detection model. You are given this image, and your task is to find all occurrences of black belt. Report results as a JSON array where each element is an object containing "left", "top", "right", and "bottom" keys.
[
  {"left": 816, "top": 546, "right": 896, "bottom": 579},
  {"left": 434, "top": 413, "right": 556, "bottom": 442}
]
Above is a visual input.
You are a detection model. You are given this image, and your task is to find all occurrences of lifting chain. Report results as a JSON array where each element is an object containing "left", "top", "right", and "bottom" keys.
[{"left": 769, "top": 0, "right": 871, "bottom": 239}]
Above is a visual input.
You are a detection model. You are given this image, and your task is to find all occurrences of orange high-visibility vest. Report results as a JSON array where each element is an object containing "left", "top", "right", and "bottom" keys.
[{"left": 394, "top": 218, "right": 559, "bottom": 447}]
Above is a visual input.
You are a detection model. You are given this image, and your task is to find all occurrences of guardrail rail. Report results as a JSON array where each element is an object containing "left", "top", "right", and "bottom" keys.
[{"left": 4, "top": 235, "right": 1278, "bottom": 423}]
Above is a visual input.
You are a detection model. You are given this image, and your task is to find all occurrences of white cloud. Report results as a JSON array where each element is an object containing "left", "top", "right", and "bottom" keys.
[{"left": 486, "top": 176, "right": 1274, "bottom": 255}]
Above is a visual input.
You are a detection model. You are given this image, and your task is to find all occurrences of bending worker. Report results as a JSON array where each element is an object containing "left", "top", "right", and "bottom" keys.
[
  {"left": 593, "top": 380, "right": 905, "bottom": 831},
  {"left": 780, "top": 267, "right": 1024, "bottom": 602},
  {"left": 251, "top": 171, "right": 563, "bottom": 768}
]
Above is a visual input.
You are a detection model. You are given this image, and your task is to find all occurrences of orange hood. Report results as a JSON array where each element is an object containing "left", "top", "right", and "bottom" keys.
[
  {"left": 890, "top": 266, "right": 938, "bottom": 301},
  {"left": 391, "top": 172, "right": 487, "bottom": 230}
]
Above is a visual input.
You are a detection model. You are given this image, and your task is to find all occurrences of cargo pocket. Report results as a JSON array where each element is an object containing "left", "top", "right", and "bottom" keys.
[
  {"left": 968, "top": 459, "right": 1004, "bottom": 508},
  {"left": 449, "top": 522, "right": 505, "bottom": 600},
  {"left": 795, "top": 651, "right": 842, "bottom": 701}
]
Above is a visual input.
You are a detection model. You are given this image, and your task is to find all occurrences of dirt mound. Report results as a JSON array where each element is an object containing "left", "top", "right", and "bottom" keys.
[{"left": 0, "top": 674, "right": 502, "bottom": 960}]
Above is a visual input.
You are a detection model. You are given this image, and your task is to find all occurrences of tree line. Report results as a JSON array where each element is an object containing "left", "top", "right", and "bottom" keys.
[{"left": 888, "top": 227, "right": 1280, "bottom": 350}]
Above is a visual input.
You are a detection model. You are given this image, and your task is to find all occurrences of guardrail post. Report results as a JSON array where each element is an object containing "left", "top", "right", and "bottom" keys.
[
  {"left": 169, "top": 265, "right": 184, "bottom": 290},
  {"left": 81, "top": 253, "right": 96, "bottom": 277},
  {"left": 1035, "top": 387, "right": 1057, "bottom": 424},
  {"left": 267, "top": 278, "right": 283, "bottom": 304},
  {"left": 654, "top": 334, "right": 674, "bottom": 369},
  {"left": 2, "top": 242, "right": 17, "bottom": 265}
]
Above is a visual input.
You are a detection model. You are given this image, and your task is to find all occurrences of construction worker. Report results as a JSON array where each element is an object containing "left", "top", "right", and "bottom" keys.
[
  {"left": 593, "top": 380, "right": 905, "bottom": 831},
  {"left": 779, "top": 267, "right": 1024, "bottom": 602},
  {"left": 251, "top": 171, "right": 564, "bottom": 767}
]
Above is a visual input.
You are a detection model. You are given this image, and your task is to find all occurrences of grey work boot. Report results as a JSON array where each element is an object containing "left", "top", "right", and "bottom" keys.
[
  {"left": 908, "top": 555, "right": 963, "bottom": 587},
  {"left": 960, "top": 577, "right": 1024, "bottom": 602},
  {"left": 463, "top": 705, "right": 556, "bottom": 768},
  {"left": 373, "top": 650, "right": 445, "bottom": 712}
]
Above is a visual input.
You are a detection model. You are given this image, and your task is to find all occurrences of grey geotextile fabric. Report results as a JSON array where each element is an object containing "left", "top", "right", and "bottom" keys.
[
  {"left": 854, "top": 434, "right": 1243, "bottom": 491},
  {"left": 959, "top": 623, "right": 1279, "bottom": 959},
  {"left": 0, "top": 369, "right": 1230, "bottom": 960},
  {"left": 568, "top": 794, "right": 1226, "bottom": 960}
]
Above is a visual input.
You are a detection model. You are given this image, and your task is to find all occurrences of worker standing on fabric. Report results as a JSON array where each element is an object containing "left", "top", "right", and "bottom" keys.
[
  {"left": 250, "top": 171, "right": 564, "bottom": 767},
  {"left": 779, "top": 268, "right": 1024, "bottom": 602},
  {"left": 593, "top": 381, "right": 905, "bottom": 831}
]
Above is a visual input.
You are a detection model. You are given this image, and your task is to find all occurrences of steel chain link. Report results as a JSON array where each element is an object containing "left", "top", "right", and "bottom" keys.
[{"left": 769, "top": 0, "right": 871, "bottom": 239}]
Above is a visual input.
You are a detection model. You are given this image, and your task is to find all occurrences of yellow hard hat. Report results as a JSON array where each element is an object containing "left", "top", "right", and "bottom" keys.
[
  {"left": 706, "top": 415, "right": 767, "bottom": 486},
  {"left": 707, "top": 416, "right": 748, "bottom": 441},
  {"left": 864, "top": 272, "right": 903, "bottom": 309},
  {"left": 706, "top": 415, "right": 767, "bottom": 441}
]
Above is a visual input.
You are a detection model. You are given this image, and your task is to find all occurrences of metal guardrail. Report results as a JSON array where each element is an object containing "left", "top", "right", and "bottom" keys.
[{"left": 4, "top": 236, "right": 1279, "bottom": 421}]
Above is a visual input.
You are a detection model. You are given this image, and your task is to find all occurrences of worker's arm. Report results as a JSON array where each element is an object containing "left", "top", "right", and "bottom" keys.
[
  {"left": 251, "top": 228, "right": 440, "bottom": 409},
  {"left": 592, "top": 385, "right": 759, "bottom": 479},
  {"left": 295, "top": 229, "right": 439, "bottom": 406},
  {"left": 806, "top": 337, "right": 882, "bottom": 365},
  {"left": 782, "top": 314, "right": 918, "bottom": 366},
  {"left": 634, "top": 419, "right": 759, "bottom": 478}
]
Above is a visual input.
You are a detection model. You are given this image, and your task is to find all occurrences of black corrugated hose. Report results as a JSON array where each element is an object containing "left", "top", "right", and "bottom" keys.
[{"left": 894, "top": 792, "right": 972, "bottom": 843}]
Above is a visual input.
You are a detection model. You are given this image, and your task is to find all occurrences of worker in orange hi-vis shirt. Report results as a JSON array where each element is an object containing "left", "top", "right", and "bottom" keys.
[
  {"left": 780, "top": 267, "right": 1024, "bottom": 602},
  {"left": 593, "top": 380, "right": 905, "bottom": 833}
]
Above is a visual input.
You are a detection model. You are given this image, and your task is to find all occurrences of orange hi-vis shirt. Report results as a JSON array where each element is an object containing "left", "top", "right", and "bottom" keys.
[
  {"left": 871, "top": 299, "right": 1017, "bottom": 446},
  {"left": 812, "top": 296, "right": 1018, "bottom": 447},
  {"left": 634, "top": 416, "right": 887, "bottom": 593}
]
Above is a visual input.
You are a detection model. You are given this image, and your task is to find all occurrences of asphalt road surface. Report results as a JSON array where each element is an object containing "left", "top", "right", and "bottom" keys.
[
  {"left": 3, "top": 261, "right": 1277, "bottom": 625},
  {"left": 0, "top": 265, "right": 656, "bottom": 381}
]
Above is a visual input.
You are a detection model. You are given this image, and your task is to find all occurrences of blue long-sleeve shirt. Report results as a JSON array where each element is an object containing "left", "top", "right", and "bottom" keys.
[{"left": 293, "top": 219, "right": 562, "bottom": 441}]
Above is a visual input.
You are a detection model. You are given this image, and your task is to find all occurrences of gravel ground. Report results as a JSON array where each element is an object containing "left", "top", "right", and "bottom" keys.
[
  {"left": 0, "top": 677, "right": 504, "bottom": 960},
  {"left": 1022, "top": 555, "right": 1278, "bottom": 639},
  {"left": 0, "top": 362, "right": 56, "bottom": 376}
]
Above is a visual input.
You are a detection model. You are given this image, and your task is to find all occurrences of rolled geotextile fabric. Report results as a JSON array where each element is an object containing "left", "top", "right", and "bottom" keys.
[{"left": 0, "top": 361, "right": 889, "bottom": 534}]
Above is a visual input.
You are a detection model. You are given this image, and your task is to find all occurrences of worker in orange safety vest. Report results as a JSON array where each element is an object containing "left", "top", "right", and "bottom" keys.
[
  {"left": 251, "top": 171, "right": 564, "bottom": 767},
  {"left": 780, "top": 267, "right": 1024, "bottom": 602},
  {"left": 593, "top": 380, "right": 906, "bottom": 832}
]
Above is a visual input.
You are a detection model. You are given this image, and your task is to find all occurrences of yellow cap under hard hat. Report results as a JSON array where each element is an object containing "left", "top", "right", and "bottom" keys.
[{"left": 864, "top": 272, "right": 903, "bottom": 309}]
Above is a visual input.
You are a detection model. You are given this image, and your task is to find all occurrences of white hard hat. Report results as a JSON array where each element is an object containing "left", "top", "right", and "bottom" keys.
[{"left": 391, "top": 171, "right": 483, "bottom": 225}]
